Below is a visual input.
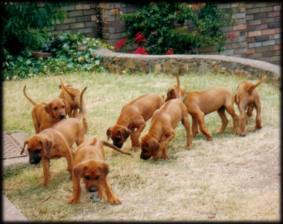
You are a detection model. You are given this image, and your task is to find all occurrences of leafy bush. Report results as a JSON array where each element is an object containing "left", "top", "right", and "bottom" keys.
[
  {"left": 120, "top": 2, "right": 231, "bottom": 54},
  {"left": 3, "top": 2, "right": 65, "bottom": 55},
  {"left": 3, "top": 32, "right": 110, "bottom": 80}
]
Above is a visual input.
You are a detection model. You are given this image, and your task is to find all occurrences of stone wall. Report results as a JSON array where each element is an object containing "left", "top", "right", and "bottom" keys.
[{"left": 53, "top": 2, "right": 281, "bottom": 65}]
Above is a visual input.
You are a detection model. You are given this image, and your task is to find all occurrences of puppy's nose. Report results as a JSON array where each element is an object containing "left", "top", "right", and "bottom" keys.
[
  {"left": 88, "top": 187, "right": 97, "bottom": 192},
  {"left": 60, "top": 114, "right": 66, "bottom": 119}
]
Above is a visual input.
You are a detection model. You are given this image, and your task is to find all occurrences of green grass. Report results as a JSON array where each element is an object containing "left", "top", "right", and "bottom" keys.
[{"left": 3, "top": 71, "right": 280, "bottom": 220}]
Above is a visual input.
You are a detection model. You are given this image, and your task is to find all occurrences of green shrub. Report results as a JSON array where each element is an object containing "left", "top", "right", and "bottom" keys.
[
  {"left": 3, "top": 32, "right": 110, "bottom": 80},
  {"left": 3, "top": 2, "right": 65, "bottom": 55},
  {"left": 121, "top": 2, "right": 231, "bottom": 54}
]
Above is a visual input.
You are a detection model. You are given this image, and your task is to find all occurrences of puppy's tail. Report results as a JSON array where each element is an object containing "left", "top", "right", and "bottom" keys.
[
  {"left": 23, "top": 85, "right": 37, "bottom": 106},
  {"left": 102, "top": 141, "right": 132, "bottom": 156},
  {"left": 247, "top": 75, "right": 267, "bottom": 94},
  {"left": 176, "top": 74, "right": 180, "bottom": 92},
  {"left": 79, "top": 87, "right": 88, "bottom": 133}
]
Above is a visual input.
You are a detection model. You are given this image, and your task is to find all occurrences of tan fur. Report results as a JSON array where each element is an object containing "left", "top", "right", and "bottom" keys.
[
  {"left": 165, "top": 75, "right": 185, "bottom": 101},
  {"left": 21, "top": 128, "right": 74, "bottom": 186},
  {"left": 23, "top": 85, "right": 66, "bottom": 133},
  {"left": 68, "top": 137, "right": 129, "bottom": 204},
  {"left": 107, "top": 93, "right": 165, "bottom": 151},
  {"left": 183, "top": 87, "right": 240, "bottom": 141},
  {"left": 141, "top": 98, "right": 192, "bottom": 160},
  {"left": 234, "top": 76, "right": 266, "bottom": 136},
  {"left": 59, "top": 78, "right": 87, "bottom": 118}
]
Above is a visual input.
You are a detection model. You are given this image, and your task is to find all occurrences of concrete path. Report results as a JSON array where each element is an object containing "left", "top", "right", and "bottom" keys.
[{"left": 2, "top": 132, "right": 29, "bottom": 221}]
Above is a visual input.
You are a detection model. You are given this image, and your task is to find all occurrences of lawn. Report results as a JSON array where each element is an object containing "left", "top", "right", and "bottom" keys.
[{"left": 3, "top": 71, "right": 280, "bottom": 221}]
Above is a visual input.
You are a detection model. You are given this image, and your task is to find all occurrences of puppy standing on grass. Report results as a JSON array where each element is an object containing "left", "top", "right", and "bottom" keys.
[
  {"left": 234, "top": 76, "right": 266, "bottom": 136},
  {"left": 183, "top": 87, "right": 240, "bottom": 141},
  {"left": 106, "top": 94, "right": 164, "bottom": 151},
  {"left": 59, "top": 78, "right": 87, "bottom": 118},
  {"left": 140, "top": 98, "right": 192, "bottom": 160},
  {"left": 21, "top": 129, "right": 74, "bottom": 186},
  {"left": 23, "top": 85, "right": 66, "bottom": 133},
  {"left": 68, "top": 137, "right": 131, "bottom": 204}
]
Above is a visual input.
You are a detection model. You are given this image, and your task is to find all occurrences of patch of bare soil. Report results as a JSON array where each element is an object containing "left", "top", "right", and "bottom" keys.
[{"left": 72, "top": 126, "right": 280, "bottom": 221}]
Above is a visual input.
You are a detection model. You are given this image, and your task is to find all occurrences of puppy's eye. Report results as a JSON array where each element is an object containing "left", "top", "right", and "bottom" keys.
[
  {"left": 95, "top": 176, "right": 100, "bottom": 180},
  {"left": 54, "top": 107, "right": 58, "bottom": 110},
  {"left": 84, "top": 175, "right": 91, "bottom": 180},
  {"left": 62, "top": 105, "right": 65, "bottom": 109}
]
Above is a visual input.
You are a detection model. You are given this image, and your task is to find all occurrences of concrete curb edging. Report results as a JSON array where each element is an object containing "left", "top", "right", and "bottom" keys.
[
  {"left": 3, "top": 196, "right": 28, "bottom": 221},
  {"left": 95, "top": 48, "right": 280, "bottom": 82}
]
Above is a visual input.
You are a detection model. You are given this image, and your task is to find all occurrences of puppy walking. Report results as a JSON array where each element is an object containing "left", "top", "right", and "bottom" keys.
[
  {"left": 21, "top": 129, "right": 74, "bottom": 186},
  {"left": 183, "top": 87, "right": 240, "bottom": 141},
  {"left": 235, "top": 76, "right": 266, "bottom": 136},
  {"left": 69, "top": 137, "right": 130, "bottom": 204},
  {"left": 106, "top": 93, "right": 164, "bottom": 151},
  {"left": 23, "top": 85, "right": 66, "bottom": 133},
  {"left": 141, "top": 98, "right": 192, "bottom": 160}
]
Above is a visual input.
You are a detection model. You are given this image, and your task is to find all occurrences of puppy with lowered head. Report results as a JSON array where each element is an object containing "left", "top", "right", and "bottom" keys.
[
  {"left": 69, "top": 137, "right": 130, "bottom": 204},
  {"left": 21, "top": 128, "right": 74, "bottom": 186},
  {"left": 141, "top": 98, "right": 192, "bottom": 160},
  {"left": 106, "top": 93, "right": 164, "bottom": 151},
  {"left": 23, "top": 85, "right": 66, "bottom": 133}
]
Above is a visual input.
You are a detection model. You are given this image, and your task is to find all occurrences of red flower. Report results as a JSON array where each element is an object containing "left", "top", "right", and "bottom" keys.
[
  {"left": 135, "top": 32, "right": 146, "bottom": 44},
  {"left": 114, "top": 37, "right": 127, "bottom": 50},
  {"left": 133, "top": 47, "right": 148, "bottom": 55},
  {"left": 166, "top": 48, "right": 174, "bottom": 55},
  {"left": 227, "top": 32, "right": 236, "bottom": 40}
]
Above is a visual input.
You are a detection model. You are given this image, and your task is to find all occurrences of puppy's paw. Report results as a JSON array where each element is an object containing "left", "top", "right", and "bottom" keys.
[
  {"left": 109, "top": 196, "right": 121, "bottom": 205},
  {"left": 68, "top": 196, "right": 79, "bottom": 204}
]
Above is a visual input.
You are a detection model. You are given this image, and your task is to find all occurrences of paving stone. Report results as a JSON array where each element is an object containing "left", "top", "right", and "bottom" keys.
[{"left": 3, "top": 196, "right": 27, "bottom": 221}]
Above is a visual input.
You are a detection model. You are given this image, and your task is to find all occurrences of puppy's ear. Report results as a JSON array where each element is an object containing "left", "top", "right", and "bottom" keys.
[
  {"left": 106, "top": 127, "right": 112, "bottom": 140},
  {"left": 121, "top": 127, "right": 131, "bottom": 139},
  {"left": 44, "top": 103, "right": 52, "bottom": 115},
  {"left": 149, "top": 138, "right": 160, "bottom": 152},
  {"left": 40, "top": 137, "right": 53, "bottom": 158},
  {"left": 21, "top": 140, "right": 28, "bottom": 155},
  {"left": 73, "top": 162, "right": 88, "bottom": 179},
  {"left": 100, "top": 162, "right": 109, "bottom": 176}
]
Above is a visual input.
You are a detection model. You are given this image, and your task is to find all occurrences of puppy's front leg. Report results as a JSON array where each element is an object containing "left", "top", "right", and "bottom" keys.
[
  {"left": 160, "top": 131, "right": 175, "bottom": 160},
  {"left": 42, "top": 159, "right": 50, "bottom": 186},
  {"left": 99, "top": 179, "right": 121, "bottom": 205},
  {"left": 181, "top": 115, "right": 192, "bottom": 149},
  {"left": 130, "top": 119, "right": 145, "bottom": 151}
]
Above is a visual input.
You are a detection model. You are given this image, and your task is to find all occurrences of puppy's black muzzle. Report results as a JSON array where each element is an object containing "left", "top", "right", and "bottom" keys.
[
  {"left": 113, "top": 141, "right": 123, "bottom": 149},
  {"left": 87, "top": 186, "right": 98, "bottom": 192},
  {"left": 140, "top": 152, "right": 151, "bottom": 160},
  {"left": 29, "top": 152, "right": 41, "bottom": 164}
]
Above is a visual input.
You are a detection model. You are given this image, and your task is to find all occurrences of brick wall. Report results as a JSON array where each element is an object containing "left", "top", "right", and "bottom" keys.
[
  {"left": 52, "top": 3, "right": 99, "bottom": 37},
  {"left": 199, "top": 3, "right": 281, "bottom": 65},
  {"left": 53, "top": 2, "right": 281, "bottom": 65}
]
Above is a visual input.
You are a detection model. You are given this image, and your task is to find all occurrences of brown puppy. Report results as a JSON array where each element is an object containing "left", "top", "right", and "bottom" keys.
[
  {"left": 21, "top": 128, "right": 73, "bottom": 186},
  {"left": 23, "top": 85, "right": 66, "bottom": 133},
  {"left": 68, "top": 137, "right": 131, "bottom": 204},
  {"left": 140, "top": 98, "right": 192, "bottom": 160},
  {"left": 183, "top": 87, "right": 240, "bottom": 141},
  {"left": 165, "top": 75, "right": 185, "bottom": 101},
  {"left": 106, "top": 93, "right": 164, "bottom": 151},
  {"left": 59, "top": 78, "right": 87, "bottom": 118},
  {"left": 234, "top": 76, "right": 266, "bottom": 136},
  {"left": 51, "top": 87, "right": 88, "bottom": 148}
]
